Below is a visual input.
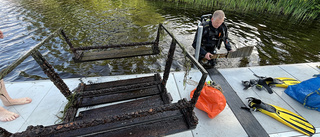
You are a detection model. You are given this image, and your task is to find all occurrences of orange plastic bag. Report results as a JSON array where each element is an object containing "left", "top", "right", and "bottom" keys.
[{"left": 190, "top": 83, "right": 226, "bottom": 119}]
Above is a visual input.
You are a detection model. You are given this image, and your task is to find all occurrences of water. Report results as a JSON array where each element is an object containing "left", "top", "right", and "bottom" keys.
[{"left": 0, "top": 0, "right": 319, "bottom": 82}]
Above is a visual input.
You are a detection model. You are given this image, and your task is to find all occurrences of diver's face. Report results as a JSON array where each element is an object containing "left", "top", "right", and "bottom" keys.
[{"left": 212, "top": 18, "right": 224, "bottom": 28}]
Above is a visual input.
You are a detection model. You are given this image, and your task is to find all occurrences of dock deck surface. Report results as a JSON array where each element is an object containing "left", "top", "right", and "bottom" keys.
[{"left": 1, "top": 62, "right": 319, "bottom": 137}]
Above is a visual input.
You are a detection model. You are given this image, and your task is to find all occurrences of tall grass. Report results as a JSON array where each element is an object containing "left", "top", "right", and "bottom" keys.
[{"left": 165, "top": 0, "right": 320, "bottom": 21}]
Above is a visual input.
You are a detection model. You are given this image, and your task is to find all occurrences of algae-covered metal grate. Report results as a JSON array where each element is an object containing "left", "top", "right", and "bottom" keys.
[
  {"left": 0, "top": 24, "right": 208, "bottom": 137},
  {"left": 60, "top": 25, "right": 161, "bottom": 63}
]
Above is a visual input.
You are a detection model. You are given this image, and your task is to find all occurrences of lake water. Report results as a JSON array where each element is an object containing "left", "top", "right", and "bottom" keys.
[{"left": 1, "top": 0, "right": 319, "bottom": 82}]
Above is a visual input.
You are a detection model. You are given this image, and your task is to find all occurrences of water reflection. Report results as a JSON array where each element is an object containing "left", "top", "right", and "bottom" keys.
[{"left": 0, "top": 0, "right": 319, "bottom": 82}]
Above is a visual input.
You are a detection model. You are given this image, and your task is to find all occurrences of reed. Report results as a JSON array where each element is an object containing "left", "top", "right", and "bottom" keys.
[{"left": 166, "top": 0, "right": 320, "bottom": 21}]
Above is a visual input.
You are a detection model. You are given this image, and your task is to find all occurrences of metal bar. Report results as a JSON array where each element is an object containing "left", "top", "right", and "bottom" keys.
[
  {"left": 195, "top": 21, "right": 203, "bottom": 62},
  {"left": 159, "top": 24, "right": 207, "bottom": 74},
  {"left": 0, "top": 28, "right": 61, "bottom": 80},
  {"left": 60, "top": 29, "right": 76, "bottom": 54},
  {"left": 152, "top": 24, "right": 161, "bottom": 54},
  {"left": 74, "top": 41, "right": 156, "bottom": 50},
  {"left": 190, "top": 74, "right": 207, "bottom": 108},
  {"left": 162, "top": 39, "right": 176, "bottom": 86},
  {"left": 77, "top": 95, "right": 164, "bottom": 120},
  {"left": 11, "top": 99, "right": 192, "bottom": 137},
  {"left": 155, "top": 24, "right": 161, "bottom": 45},
  {"left": 31, "top": 50, "right": 71, "bottom": 98},
  {"left": 63, "top": 106, "right": 78, "bottom": 123},
  {"left": 78, "top": 80, "right": 161, "bottom": 97},
  {"left": 160, "top": 24, "right": 208, "bottom": 107}
]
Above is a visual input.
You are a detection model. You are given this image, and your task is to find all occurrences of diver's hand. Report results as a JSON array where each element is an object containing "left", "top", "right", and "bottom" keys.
[{"left": 205, "top": 52, "right": 213, "bottom": 60}]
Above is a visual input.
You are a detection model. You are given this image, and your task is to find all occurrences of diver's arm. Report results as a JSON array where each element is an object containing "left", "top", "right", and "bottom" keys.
[
  {"left": 222, "top": 25, "right": 232, "bottom": 51},
  {"left": 224, "top": 38, "right": 232, "bottom": 51}
]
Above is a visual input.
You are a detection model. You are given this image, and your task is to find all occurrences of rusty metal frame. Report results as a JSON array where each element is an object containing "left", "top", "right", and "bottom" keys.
[
  {"left": 0, "top": 28, "right": 71, "bottom": 98},
  {"left": 159, "top": 24, "right": 208, "bottom": 107},
  {"left": 0, "top": 24, "right": 208, "bottom": 136},
  {"left": 31, "top": 50, "right": 71, "bottom": 97},
  {"left": 60, "top": 28, "right": 160, "bottom": 62},
  {"left": 0, "top": 28, "right": 61, "bottom": 80}
]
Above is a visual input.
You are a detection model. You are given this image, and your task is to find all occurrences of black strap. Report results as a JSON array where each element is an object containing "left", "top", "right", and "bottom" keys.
[{"left": 257, "top": 78, "right": 273, "bottom": 94}]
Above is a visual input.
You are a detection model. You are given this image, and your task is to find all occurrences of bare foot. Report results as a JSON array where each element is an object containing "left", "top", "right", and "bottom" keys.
[
  {"left": 2, "top": 97, "right": 32, "bottom": 106},
  {"left": 0, "top": 107, "right": 19, "bottom": 122}
]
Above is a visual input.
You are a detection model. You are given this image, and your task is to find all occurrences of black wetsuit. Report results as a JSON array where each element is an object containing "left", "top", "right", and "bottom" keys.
[{"left": 192, "top": 20, "right": 232, "bottom": 59}]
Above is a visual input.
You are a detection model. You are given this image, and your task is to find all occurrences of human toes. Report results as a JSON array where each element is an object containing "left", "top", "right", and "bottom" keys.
[
  {"left": 25, "top": 97, "right": 32, "bottom": 103},
  {"left": 0, "top": 112, "right": 19, "bottom": 122}
]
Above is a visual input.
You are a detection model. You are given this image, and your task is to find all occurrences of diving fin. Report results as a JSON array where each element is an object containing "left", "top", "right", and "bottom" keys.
[
  {"left": 246, "top": 97, "right": 316, "bottom": 136},
  {"left": 242, "top": 79, "right": 257, "bottom": 90},
  {"left": 269, "top": 77, "right": 301, "bottom": 88},
  {"left": 256, "top": 77, "right": 274, "bottom": 94},
  {"left": 253, "top": 74, "right": 301, "bottom": 89},
  {"left": 242, "top": 75, "right": 301, "bottom": 94}
]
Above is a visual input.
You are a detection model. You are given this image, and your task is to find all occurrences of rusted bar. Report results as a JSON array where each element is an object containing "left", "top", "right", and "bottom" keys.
[
  {"left": 160, "top": 24, "right": 208, "bottom": 108},
  {"left": 155, "top": 24, "right": 161, "bottom": 45},
  {"left": 63, "top": 106, "right": 78, "bottom": 123},
  {"left": 0, "top": 28, "right": 61, "bottom": 80},
  {"left": 181, "top": 105, "right": 198, "bottom": 129},
  {"left": 78, "top": 80, "right": 161, "bottom": 97},
  {"left": 74, "top": 41, "right": 156, "bottom": 50},
  {"left": 190, "top": 74, "right": 207, "bottom": 108},
  {"left": 84, "top": 74, "right": 157, "bottom": 91},
  {"left": 77, "top": 95, "right": 164, "bottom": 120},
  {"left": 162, "top": 39, "right": 176, "bottom": 86},
  {"left": 160, "top": 24, "right": 207, "bottom": 74},
  {"left": 60, "top": 29, "right": 76, "bottom": 54},
  {"left": 11, "top": 99, "right": 192, "bottom": 137},
  {"left": 159, "top": 84, "right": 173, "bottom": 104},
  {"left": 72, "top": 51, "right": 83, "bottom": 61},
  {"left": 152, "top": 24, "right": 161, "bottom": 54},
  {"left": 31, "top": 50, "right": 71, "bottom": 98},
  {"left": 79, "top": 86, "right": 160, "bottom": 107}
]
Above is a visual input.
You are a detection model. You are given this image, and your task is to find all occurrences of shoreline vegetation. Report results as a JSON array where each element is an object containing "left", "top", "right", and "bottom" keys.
[{"left": 159, "top": 0, "right": 320, "bottom": 21}]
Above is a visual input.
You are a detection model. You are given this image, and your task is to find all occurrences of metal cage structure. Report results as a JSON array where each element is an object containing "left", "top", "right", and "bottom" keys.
[{"left": 0, "top": 24, "right": 208, "bottom": 137}]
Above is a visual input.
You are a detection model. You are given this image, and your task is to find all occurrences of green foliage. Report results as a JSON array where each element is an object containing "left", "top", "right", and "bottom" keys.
[{"left": 167, "top": 0, "right": 320, "bottom": 21}]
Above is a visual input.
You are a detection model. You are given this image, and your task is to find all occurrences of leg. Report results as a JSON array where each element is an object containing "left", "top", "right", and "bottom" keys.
[{"left": 0, "top": 79, "right": 32, "bottom": 106}]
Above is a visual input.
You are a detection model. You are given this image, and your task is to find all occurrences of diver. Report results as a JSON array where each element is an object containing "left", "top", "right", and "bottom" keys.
[{"left": 192, "top": 10, "right": 233, "bottom": 67}]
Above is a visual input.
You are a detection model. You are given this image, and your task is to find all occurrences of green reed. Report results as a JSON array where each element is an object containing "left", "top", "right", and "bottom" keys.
[{"left": 166, "top": 0, "right": 319, "bottom": 21}]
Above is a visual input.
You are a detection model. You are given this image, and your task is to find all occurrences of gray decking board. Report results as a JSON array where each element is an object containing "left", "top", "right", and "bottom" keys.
[
  {"left": 249, "top": 64, "right": 320, "bottom": 128},
  {"left": 1, "top": 62, "right": 319, "bottom": 137},
  {"left": 207, "top": 68, "right": 269, "bottom": 137},
  {"left": 218, "top": 62, "right": 320, "bottom": 136},
  {"left": 172, "top": 70, "right": 247, "bottom": 137}
]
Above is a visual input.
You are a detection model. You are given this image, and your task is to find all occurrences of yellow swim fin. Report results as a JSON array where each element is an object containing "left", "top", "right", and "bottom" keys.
[
  {"left": 246, "top": 97, "right": 315, "bottom": 136},
  {"left": 270, "top": 77, "right": 301, "bottom": 88},
  {"left": 253, "top": 74, "right": 300, "bottom": 89}
]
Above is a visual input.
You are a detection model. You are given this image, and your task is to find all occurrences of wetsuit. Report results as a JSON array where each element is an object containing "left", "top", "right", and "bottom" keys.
[{"left": 192, "top": 20, "right": 232, "bottom": 60}]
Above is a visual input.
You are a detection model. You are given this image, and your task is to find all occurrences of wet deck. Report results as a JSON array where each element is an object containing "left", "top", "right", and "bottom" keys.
[{"left": 1, "top": 62, "right": 319, "bottom": 137}]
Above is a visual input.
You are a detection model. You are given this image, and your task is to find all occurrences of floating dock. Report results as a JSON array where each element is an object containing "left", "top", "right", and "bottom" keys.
[{"left": 1, "top": 62, "right": 319, "bottom": 137}]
